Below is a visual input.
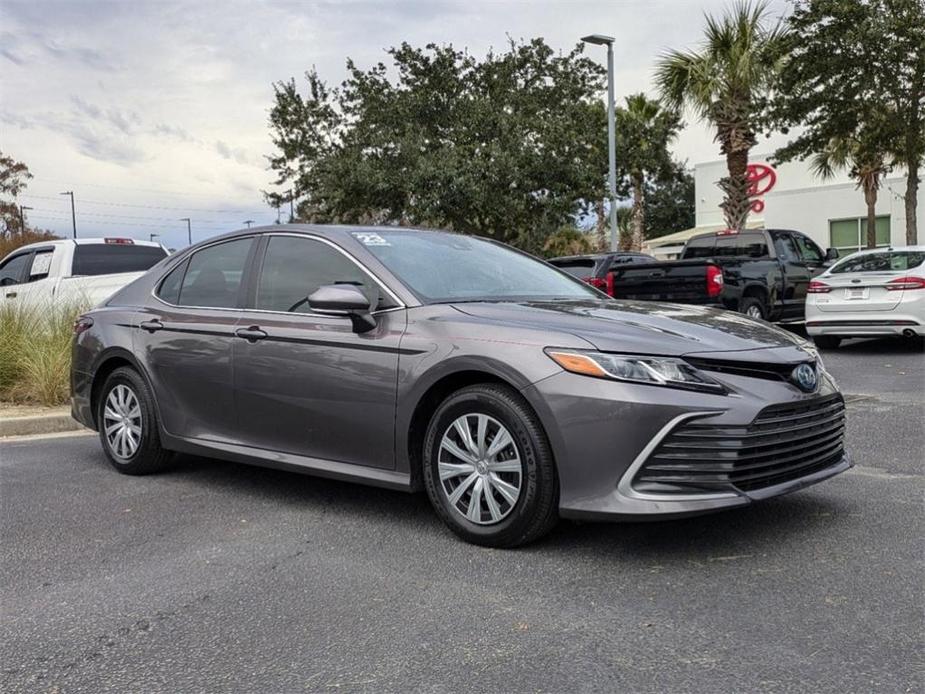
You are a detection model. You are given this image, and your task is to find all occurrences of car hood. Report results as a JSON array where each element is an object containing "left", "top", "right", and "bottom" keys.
[{"left": 451, "top": 299, "right": 811, "bottom": 359}]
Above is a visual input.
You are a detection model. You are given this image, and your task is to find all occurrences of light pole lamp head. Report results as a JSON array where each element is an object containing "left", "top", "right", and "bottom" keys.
[{"left": 581, "top": 34, "right": 615, "bottom": 46}]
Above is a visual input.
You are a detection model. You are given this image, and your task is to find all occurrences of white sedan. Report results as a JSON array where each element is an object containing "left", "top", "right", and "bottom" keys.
[{"left": 806, "top": 246, "right": 925, "bottom": 349}]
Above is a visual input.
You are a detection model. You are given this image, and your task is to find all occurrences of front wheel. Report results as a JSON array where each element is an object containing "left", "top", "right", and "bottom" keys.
[
  {"left": 422, "top": 384, "right": 558, "bottom": 548},
  {"left": 812, "top": 335, "right": 842, "bottom": 350},
  {"left": 98, "top": 367, "right": 172, "bottom": 475}
]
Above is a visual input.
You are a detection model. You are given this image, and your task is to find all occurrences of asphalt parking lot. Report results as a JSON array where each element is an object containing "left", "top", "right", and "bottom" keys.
[{"left": 1, "top": 337, "right": 923, "bottom": 693}]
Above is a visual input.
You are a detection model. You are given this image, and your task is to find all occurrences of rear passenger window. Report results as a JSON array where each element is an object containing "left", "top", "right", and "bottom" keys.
[
  {"left": 156, "top": 261, "right": 187, "bottom": 304},
  {"left": 28, "top": 251, "right": 53, "bottom": 282},
  {"left": 175, "top": 238, "right": 252, "bottom": 308}
]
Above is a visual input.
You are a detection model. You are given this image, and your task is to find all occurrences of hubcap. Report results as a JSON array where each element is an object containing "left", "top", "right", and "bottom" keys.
[
  {"left": 746, "top": 305, "right": 762, "bottom": 319},
  {"left": 438, "top": 414, "right": 522, "bottom": 525},
  {"left": 103, "top": 384, "right": 142, "bottom": 460}
]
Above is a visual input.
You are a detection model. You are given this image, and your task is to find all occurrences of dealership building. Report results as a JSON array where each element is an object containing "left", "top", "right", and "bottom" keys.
[{"left": 646, "top": 154, "right": 925, "bottom": 258}]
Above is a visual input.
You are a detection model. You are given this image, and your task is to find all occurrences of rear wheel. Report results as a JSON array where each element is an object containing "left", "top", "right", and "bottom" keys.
[
  {"left": 422, "top": 384, "right": 558, "bottom": 548},
  {"left": 740, "top": 296, "right": 767, "bottom": 320},
  {"left": 97, "top": 367, "right": 172, "bottom": 475},
  {"left": 812, "top": 335, "right": 842, "bottom": 350}
]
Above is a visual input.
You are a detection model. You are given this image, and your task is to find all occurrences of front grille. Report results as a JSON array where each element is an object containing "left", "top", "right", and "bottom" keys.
[
  {"left": 684, "top": 357, "right": 814, "bottom": 383},
  {"left": 633, "top": 395, "right": 846, "bottom": 494}
]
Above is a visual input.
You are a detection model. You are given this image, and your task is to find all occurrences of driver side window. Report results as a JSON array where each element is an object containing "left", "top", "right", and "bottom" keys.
[
  {"left": 0, "top": 253, "right": 31, "bottom": 286},
  {"left": 254, "top": 236, "right": 383, "bottom": 314},
  {"left": 793, "top": 234, "right": 824, "bottom": 265}
]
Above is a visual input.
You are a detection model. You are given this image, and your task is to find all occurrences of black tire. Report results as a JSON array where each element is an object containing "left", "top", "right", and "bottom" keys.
[
  {"left": 97, "top": 366, "right": 172, "bottom": 475},
  {"left": 739, "top": 296, "right": 767, "bottom": 321},
  {"left": 812, "top": 335, "right": 841, "bottom": 350},
  {"left": 422, "top": 384, "right": 558, "bottom": 548}
]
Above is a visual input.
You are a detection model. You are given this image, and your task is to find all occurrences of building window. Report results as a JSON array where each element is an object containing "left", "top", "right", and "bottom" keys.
[{"left": 829, "top": 216, "right": 890, "bottom": 254}]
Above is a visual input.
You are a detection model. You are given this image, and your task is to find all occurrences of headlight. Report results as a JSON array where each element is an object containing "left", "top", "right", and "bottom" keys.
[{"left": 545, "top": 349, "right": 726, "bottom": 394}]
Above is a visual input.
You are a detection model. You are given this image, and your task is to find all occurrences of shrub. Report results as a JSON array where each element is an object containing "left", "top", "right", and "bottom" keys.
[
  {"left": 0, "top": 230, "right": 59, "bottom": 260},
  {"left": 0, "top": 299, "right": 90, "bottom": 406}
]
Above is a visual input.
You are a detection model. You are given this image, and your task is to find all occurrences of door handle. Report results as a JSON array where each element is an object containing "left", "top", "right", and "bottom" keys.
[
  {"left": 4, "top": 292, "right": 16, "bottom": 299},
  {"left": 140, "top": 319, "right": 163, "bottom": 333},
  {"left": 235, "top": 326, "right": 268, "bottom": 342}
]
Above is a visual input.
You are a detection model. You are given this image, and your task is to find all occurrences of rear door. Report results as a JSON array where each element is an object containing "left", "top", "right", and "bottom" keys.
[
  {"left": 231, "top": 233, "right": 405, "bottom": 469},
  {"left": 136, "top": 236, "right": 255, "bottom": 441}
]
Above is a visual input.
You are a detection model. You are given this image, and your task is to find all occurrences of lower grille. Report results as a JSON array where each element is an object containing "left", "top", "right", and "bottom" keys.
[{"left": 633, "top": 395, "right": 846, "bottom": 494}]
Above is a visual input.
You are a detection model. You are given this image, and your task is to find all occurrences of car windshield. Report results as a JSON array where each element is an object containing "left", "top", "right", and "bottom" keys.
[
  {"left": 352, "top": 230, "right": 599, "bottom": 303},
  {"left": 830, "top": 250, "right": 925, "bottom": 274}
]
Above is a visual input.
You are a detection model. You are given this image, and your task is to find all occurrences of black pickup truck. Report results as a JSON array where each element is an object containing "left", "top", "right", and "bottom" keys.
[{"left": 609, "top": 229, "right": 839, "bottom": 321}]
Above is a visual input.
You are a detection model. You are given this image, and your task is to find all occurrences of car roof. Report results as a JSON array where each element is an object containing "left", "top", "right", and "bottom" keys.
[{"left": 838, "top": 245, "right": 925, "bottom": 256}]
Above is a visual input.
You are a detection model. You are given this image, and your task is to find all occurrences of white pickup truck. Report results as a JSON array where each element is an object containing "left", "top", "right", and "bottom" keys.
[{"left": 0, "top": 238, "right": 168, "bottom": 309}]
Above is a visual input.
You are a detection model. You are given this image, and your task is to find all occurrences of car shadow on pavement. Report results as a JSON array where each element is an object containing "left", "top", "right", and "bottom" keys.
[
  {"left": 833, "top": 336, "right": 924, "bottom": 354},
  {"left": 165, "top": 451, "right": 852, "bottom": 559}
]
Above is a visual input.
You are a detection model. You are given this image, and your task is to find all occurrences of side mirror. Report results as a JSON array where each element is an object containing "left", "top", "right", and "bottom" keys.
[
  {"left": 824, "top": 248, "right": 839, "bottom": 261},
  {"left": 308, "top": 284, "right": 376, "bottom": 333}
]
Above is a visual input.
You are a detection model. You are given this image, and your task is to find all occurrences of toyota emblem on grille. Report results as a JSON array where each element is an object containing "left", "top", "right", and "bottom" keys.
[{"left": 791, "top": 363, "right": 818, "bottom": 392}]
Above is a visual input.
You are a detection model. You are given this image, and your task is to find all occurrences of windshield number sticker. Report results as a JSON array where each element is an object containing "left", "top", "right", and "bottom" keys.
[{"left": 353, "top": 232, "right": 390, "bottom": 247}]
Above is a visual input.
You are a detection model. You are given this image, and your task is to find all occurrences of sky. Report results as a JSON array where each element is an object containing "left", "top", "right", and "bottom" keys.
[{"left": 1, "top": 0, "right": 792, "bottom": 248}]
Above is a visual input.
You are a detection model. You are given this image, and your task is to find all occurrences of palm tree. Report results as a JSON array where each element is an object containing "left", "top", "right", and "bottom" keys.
[
  {"left": 656, "top": 1, "right": 787, "bottom": 231},
  {"left": 813, "top": 137, "right": 890, "bottom": 249},
  {"left": 542, "top": 226, "right": 594, "bottom": 258},
  {"left": 616, "top": 94, "right": 682, "bottom": 250}
]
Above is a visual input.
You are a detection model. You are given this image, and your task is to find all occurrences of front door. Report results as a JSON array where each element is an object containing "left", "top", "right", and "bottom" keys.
[
  {"left": 135, "top": 236, "right": 255, "bottom": 442},
  {"left": 773, "top": 233, "right": 811, "bottom": 319},
  {"left": 232, "top": 234, "right": 405, "bottom": 469}
]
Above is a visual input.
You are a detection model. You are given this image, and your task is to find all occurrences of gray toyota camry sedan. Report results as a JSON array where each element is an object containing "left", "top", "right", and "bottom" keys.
[{"left": 71, "top": 225, "right": 849, "bottom": 547}]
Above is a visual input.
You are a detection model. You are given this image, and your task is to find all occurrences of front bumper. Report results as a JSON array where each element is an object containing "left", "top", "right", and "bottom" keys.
[
  {"left": 807, "top": 317, "right": 922, "bottom": 337},
  {"left": 523, "top": 366, "right": 850, "bottom": 521}
]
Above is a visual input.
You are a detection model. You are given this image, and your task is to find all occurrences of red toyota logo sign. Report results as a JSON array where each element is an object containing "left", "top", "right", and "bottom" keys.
[{"left": 746, "top": 163, "right": 777, "bottom": 213}]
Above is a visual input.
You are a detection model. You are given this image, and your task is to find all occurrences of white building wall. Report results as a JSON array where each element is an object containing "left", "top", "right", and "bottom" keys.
[{"left": 694, "top": 152, "right": 923, "bottom": 249}]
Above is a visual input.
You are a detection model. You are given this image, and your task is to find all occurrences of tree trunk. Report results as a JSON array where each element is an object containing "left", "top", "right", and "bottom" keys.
[
  {"left": 906, "top": 164, "right": 919, "bottom": 245},
  {"left": 595, "top": 199, "right": 607, "bottom": 252},
  {"left": 631, "top": 176, "right": 645, "bottom": 251},
  {"left": 864, "top": 182, "right": 878, "bottom": 249},
  {"left": 719, "top": 147, "right": 751, "bottom": 231}
]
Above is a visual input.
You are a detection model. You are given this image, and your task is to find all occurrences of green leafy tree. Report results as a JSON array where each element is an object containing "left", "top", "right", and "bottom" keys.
[
  {"left": 266, "top": 40, "right": 608, "bottom": 254},
  {"left": 542, "top": 226, "right": 595, "bottom": 258},
  {"left": 656, "top": 1, "right": 787, "bottom": 231},
  {"left": 812, "top": 137, "right": 890, "bottom": 248},
  {"left": 615, "top": 94, "right": 682, "bottom": 250},
  {"left": 0, "top": 151, "right": 33, "bottom": 236},
  {"left": 643, "top": 162, "right": 696, "bottom": 239},
  {"left": 773, "top": 0, "right": 923, "bottom": 245}
]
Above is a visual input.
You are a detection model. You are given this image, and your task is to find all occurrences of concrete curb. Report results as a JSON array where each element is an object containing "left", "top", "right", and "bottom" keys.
[{"left": 0, "top": 410, "right": 88, "bottom": 438}]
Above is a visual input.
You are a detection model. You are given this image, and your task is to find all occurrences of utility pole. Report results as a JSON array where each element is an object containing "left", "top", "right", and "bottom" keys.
[
  {"left": 288, "top": 189, "right": 294, "bottom": 223},
  {"left": 19, "top": 205, "right": 32, "bottom": 234},
  {"left": 581, "top": 34, "right": 618, "bottom": 250},
  {"left": 179, "top": 218, "right": 192, "bottom": 246},
  {"left": 60, "top": 191, "right": 77, "bottom": 238},
  {"left": 243, "top": 220, "right": 255, "bottom": 228},
  {"left": 276, "top": 202, "right": 281, "bottom": 224}
]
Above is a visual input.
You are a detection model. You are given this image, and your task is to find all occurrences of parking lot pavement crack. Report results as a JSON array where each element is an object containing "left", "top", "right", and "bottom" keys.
[{"left": 847, "top": 465, "right": 921, "bottom": 480}]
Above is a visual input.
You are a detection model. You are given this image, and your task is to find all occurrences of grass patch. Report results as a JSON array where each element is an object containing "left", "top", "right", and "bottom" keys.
[{"left": 0, "top": 299, "right": 90, "bottom": 406}]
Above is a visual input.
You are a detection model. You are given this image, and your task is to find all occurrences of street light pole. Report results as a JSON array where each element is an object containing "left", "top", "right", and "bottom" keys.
[
  {"left": 19, "top": 205, "right": 32, "bottom": 234},
  {"left": 243, "top": 220, "right": 255, "bottom": 229},
  {"left": 581, "top": 34, "right": 618, "bottom": 251},
  {"left": 60, "top": 191, "right": 77, "bottom": 239},
  {"left": 150, "top": 233, "right": 160, "bottom": 243},
  {"left": 179, "top": 218, "right": 191, "bottom": 246}
]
